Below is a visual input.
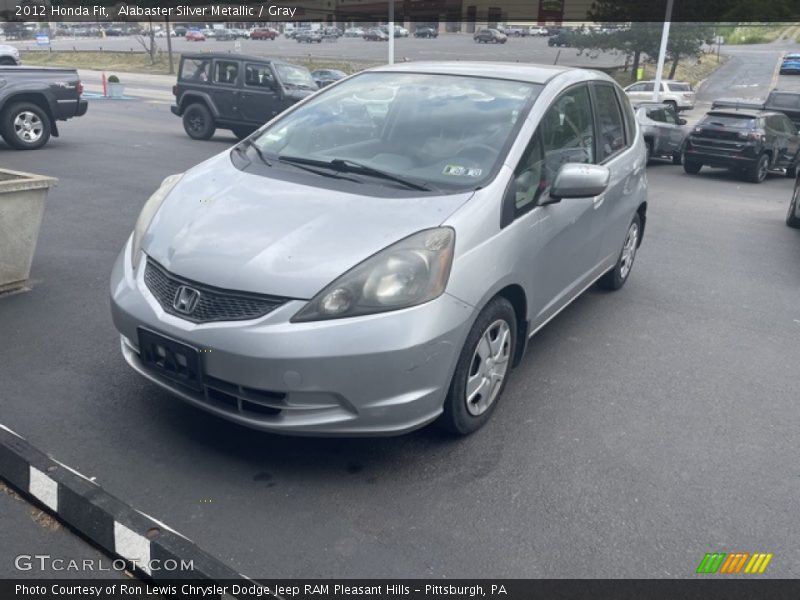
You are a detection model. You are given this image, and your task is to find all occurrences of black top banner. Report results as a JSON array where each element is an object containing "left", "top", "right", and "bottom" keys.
[{"left": 2, "top": 0, "right": 800, "bottom": 23}]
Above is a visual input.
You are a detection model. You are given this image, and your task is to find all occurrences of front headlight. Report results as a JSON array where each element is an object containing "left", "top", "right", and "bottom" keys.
[
  {"left": 130, "top": 173, "right": 183, "bottom": 269},
  {"left": 292, "top": 227, "right": 455, "bottom": 322}
]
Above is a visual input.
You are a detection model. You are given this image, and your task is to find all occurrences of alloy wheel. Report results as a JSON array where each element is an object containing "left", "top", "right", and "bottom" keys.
[
  {"left": 465, "top": 319, "right": 511, "bottom": 416},
  {"left": 620, "top": 221, "right": 639, "bottom": 280},
  {"left": 13, "top": 111, "right": 43, "bottom": 143}
]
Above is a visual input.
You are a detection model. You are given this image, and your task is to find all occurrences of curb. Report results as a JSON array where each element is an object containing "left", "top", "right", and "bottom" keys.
[{"left": 0, "top": 423, "right": 257, "bottom": 596}]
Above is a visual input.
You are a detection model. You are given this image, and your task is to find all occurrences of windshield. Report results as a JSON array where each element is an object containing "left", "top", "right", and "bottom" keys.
[
  {"left": 275, "top": 64, "right": 317, "bottom": 91},
  {"left": 251, "top": 71, "right": 542, "bottom": 192},
  {"left": 702, "top": 114, "right": 756, "bottom": 129}
]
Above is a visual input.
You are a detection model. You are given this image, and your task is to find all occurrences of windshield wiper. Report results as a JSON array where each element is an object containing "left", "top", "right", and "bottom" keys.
[
  {"left": 277, "top": 156, "right": 432, "bottom": 191},
  {"left": 329, "top": 159, "right": 432, "bottom": 191},
  {"left": 277, "top": 155, "right": 360, "bottom": 182}
]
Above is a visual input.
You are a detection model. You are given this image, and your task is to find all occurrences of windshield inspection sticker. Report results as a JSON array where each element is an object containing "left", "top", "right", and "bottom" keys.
[{"left": 443, "top": 165, "right": 482, "bottom": 177}]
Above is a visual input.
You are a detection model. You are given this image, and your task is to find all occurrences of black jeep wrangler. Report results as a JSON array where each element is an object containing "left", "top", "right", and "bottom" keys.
[{"left": 171, "top": 53, "right": 319, "bottom": 140}]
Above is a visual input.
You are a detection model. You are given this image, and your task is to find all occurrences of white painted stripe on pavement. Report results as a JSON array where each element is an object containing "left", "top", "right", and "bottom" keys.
[
  {"left": 50, "top": 457, "right": 99, "bottom": 485},
  {"left": 0, "top": 422, "right": 25, "bottom": 438},
  {"left": 114, "top": 521, "right": 152, "bottom": 575},
  {"left": 135, "top": 508, "right": 190, "bottom": 540},
  {"left": 29, "top": 466, "right": 58, "bottom": 512}
]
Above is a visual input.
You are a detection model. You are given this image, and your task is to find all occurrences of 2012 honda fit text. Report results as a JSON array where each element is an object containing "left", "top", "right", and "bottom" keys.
[{"left": 110, "top": 62, "right": 647, "bottom": 436}]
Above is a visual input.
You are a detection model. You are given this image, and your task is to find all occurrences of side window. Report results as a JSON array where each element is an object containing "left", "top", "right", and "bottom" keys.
[
  {"left": 765, "top": 115, "right": 779, "bottom": 132},
  {"left": 179, "top": 58, "right": 210, "bottom": 82},
  {"left": 628, "top": 83, "right": 644, "bottom": 93},
  {"left": 213, "top": 60, "right": 239, "bottom": 85},
  {"left": 647, "top": 108, "right": 667, "bottom": 123},
  {"left": 641, "top": 83, "right": 655, "bottom": 93},
  {"left": 593, "top": 84, "right": 626, "bottom": 161},
  {"left": 244, "top": 63, "right": 275, "bottom": 88},
  {"left": 513, "top": 85, "right": 594, "bottom": 215},
  {"left": 616, "top": 86, "right": 636, "bottom": 144},
  {"left": 782, "top": 116, "right": 797, "bottom": 135},
  {"left": 663, "top": 107, "right": 679, "bottom": 124}
]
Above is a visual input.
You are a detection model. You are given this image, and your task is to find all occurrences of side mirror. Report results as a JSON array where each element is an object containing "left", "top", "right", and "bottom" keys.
[
  {"left": 549, "top": 163, "right": 610, "bottom": 202},
  {"left": 677, "top": 118, "right": 687, "bottom": 125}
]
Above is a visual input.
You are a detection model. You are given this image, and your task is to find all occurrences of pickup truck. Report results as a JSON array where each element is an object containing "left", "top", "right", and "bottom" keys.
[
  {"left": 712, "top": 90, "right": 800, "bottom": 129},
  {"left": 0, "top": 66, "right": 88, "bottom": 150}
]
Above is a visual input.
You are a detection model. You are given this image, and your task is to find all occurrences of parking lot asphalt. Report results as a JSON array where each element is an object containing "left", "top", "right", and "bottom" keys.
[
  {"left": 16, "top": 33, "right": 626, "bottom": 69},
  {"left": 1, "top": 48, "right": 799, "bottom": 579}
]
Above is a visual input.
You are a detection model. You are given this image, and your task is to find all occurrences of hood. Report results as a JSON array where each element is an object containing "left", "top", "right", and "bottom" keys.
[{"left": 143, "top": 152, "right": 472, "bottom": 299}]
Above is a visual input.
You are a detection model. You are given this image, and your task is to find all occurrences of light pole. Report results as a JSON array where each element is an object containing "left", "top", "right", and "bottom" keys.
[
  {"left": 388, "top": 0, "right": 395, "bottom": 65},
  {"left": 652, "top": 0, "right": 674, "bottom": 103}
]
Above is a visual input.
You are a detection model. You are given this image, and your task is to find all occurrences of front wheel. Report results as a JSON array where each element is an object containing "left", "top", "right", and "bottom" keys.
[
  {"left": 787, "top": 183, "right": 800, "bottom": 228},
  {"left": 439, "top": 297, "right": 516, "bottom": 435},
  {"left": 598, "top": 212, "right": 641, "bottom": 291},
  {"left": 683, "top": 159, "right": 702, "bottom": 174},
  {"left": 182, "top": 103, "right": 215, "bottom": 140},
  {"left": 1, "top": 102, "right": 52, "bottom": 150}
]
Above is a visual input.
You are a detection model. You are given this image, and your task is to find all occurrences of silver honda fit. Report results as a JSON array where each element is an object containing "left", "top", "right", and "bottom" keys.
[{"left": 110, "top": 62, "right": 647, "bottom": 436}]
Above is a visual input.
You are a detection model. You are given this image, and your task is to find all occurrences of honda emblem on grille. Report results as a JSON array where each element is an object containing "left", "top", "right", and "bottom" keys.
[{"left": 173, "top": 285, "right": 201, "bottom": 315}]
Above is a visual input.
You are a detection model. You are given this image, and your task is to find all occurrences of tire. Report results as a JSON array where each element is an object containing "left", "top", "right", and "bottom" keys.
[
  {"left": 747, "top": 153, "right": 769, "bottom": 183},
  {"left": 683, "top": 159, "right": 702, "bottom": 174},
  {"left": 1, "top": 102, "right": 52, "bottom": 150},
  {"left": 182, "top": 103, "right": 215, "bottom": 140},
  {"left": 672, "top": 151, "right": 682, "bottom": 165},
  {"left": 0, "top": 57, "right": 16, "bottom": 65},
  {"left": 598, "top": 212, "right": 641, "bottom": 291},
  {"left": 231, "top": 126, "right": 255, "bottom": 140},
  {"left": 787, "top": 182, "right": 800, "bottom": 228},
  {"left": 439, "top": 296, "right": 516, "bottom": 435}
]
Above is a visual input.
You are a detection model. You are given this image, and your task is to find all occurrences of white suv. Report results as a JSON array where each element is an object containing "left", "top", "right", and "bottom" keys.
[
  {"left": 0, "top": 45, "right": 21, "bottom": 66},
  {"left": 624, "top": 80, "right": 695, "bottom": 111}
]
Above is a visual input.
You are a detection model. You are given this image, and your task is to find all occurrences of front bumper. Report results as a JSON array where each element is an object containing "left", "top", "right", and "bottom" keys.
[
  {"left": 170, "top": 105, "right": 181, "bottom": 117},
  {"left": 110, "top": 240, "right": 475, "bottom": 436}
]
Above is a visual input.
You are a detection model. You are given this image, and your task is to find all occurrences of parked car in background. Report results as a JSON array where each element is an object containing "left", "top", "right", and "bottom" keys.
[
  {"left": 529, "top": 26, "right": 548, "bottom": 36},
  {"left": 683, "top": 109, "right": 800, "bottom": 183},
  {"left": 474, "top": 29, "right": 507, "bottom": 43},
  {"left": 780, "top": 53, "right": 800, "bottom": 75},
  {"left": 322, "top": 26, "right": 342, "bottom": 37},
  {"left": 635, "top": 102, "right": 689, "bottom": 164},
  {"left": 0, "top": 45, "right": 21, "bottom": 66},
  {"left": 0, "top": 65, "right": 87, "bottom": 149},
  {"left": 713, "top": 90, "right": 800, "bottom": 129},
  {"left": 171, "top": 53, "right": 318, "bottom": 140},
  {"left": 624, "top": 80, "right": 695, "bottom": 112},
  {"left": 296, "top": 29, "right": 323, "bottom": 43},
  {"left": 344, "top": 27, "right": 365, "bottom": 38},
  {"left": 503, "top": 27, "right": 527, "bottom": 37},
  {"left": 364, "top": 28, "right": 389, "bottom": 41},
  {"left": 250, "top": 28, "right": 278, "bottom": 40},
  {"left": 113, "top": 62, "right": 647, "bottom": 437},
  {"left": 185, "top": 30, "right": 206, "bottom": 42},
  {"left": 547, "top": 31, "right": 572, "bottom": 47},
  {"left": 173, "top": 26, "right": 188, "bottom": 37},
  {"left": 787, "top": 172, "right": 800, "bottom": 228},
  {"left": 414, "top": 26, "right": 438, "bottom": 38},
  {"left": 213, "top": 28, "right": 237, "bottom": 41},
  {"left": 311, "top": 69, "right": 346, "bottom": 87}
]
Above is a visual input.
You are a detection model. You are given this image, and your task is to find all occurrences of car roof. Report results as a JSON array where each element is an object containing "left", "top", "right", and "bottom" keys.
[
  {"left": 706, "top": 109, "right": 774, "bottom": 118},
  {"left": 368, "top": 61, "right": 575, "bottom": 84},
  {"left": 181, "top": 52, "right": 284, "bottom": 64},
  {"left": 633, "top": 79, "right": 689, "bottom": 84}
]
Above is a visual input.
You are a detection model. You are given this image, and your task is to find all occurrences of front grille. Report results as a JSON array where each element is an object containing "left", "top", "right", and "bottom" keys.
[{"left": 144, "top": 258, "right": 287, "bottom": 323}]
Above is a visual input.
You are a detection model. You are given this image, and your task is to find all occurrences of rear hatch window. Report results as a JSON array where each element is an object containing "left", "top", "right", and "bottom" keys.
[
  {"left": 695, "top": 113, "right": 757, "bottom": 140},
  {"left": 668, "top": 83, "right": 692, "bottom": 92}
]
